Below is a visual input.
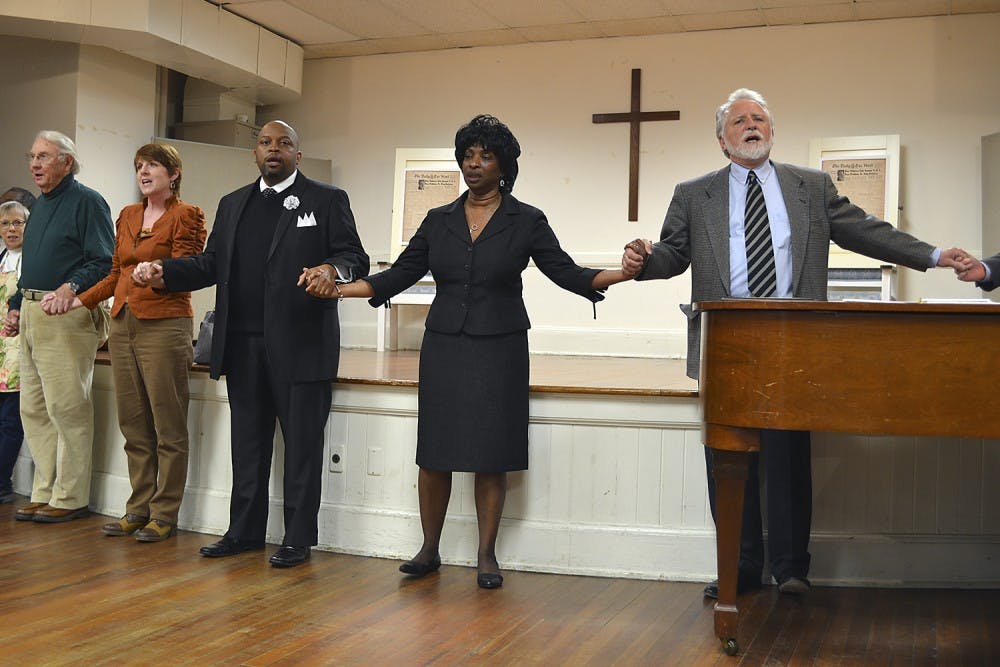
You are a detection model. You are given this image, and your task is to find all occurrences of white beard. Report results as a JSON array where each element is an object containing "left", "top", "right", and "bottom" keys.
[{"left": 725, "top": 135, "right": 772, "bottom": 164}]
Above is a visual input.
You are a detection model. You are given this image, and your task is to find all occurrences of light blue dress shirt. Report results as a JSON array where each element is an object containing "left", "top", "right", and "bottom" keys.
[{"left": 727, "top": 161, "right": 792, "bottom": 297}]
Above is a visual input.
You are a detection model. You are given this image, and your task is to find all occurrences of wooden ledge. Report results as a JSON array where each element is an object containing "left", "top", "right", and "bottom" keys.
[{"left": 97, "top": 348, "right": 697, "bottom": 398}]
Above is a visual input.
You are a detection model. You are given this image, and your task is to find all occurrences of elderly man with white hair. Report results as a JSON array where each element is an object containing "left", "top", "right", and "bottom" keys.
[
  {"left": 3, "top": 130, "right": 113, "bottom": 523},
  {"left": 622, "top": 88, "right": 970, "bottom": 599}
]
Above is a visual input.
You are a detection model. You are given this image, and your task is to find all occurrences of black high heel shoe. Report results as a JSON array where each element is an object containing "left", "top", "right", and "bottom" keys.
[
  {"left": 399, "top": 557, "right": 441, "bottom": 578},
  {"left": 476, "top": 572, "right": 503, "bottom": 589}
]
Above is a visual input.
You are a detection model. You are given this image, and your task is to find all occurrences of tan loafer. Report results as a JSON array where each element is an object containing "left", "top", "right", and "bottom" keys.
[
  {"left": 33, "top": 506, "right": 89, "bottom": 523},
  {"left": 15, "top": 502, "right": 50, "bottom": 521},
  {"left": 102, "top": 514, "right": 149, "bottom": 536},
  {"left": 135, "top": 519, "right": 175, "bottom": 542}
]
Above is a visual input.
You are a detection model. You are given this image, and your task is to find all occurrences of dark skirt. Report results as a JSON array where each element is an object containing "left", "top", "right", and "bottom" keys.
[{"left": 416, "top": 329, "right": 529, "bottom": 472}]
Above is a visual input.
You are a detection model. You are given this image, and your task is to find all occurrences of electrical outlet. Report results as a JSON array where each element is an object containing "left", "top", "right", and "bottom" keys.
[
  {"left": 329, "top": 446, "right": 344, "bottom": 473},
  {"left": 367, "top": 447, "right": 383, "bottom": 476}
]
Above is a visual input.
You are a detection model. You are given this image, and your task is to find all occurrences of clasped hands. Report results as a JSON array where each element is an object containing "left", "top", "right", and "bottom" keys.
[
  {"left": 297, "top": 264, "right": 339, "bottom": 298},
  {"left": 943, "top": 248, "right": 988, "bottom": 283},
  {"left": 131, "top": 260, "right": 166, "bottom": 289},
  {"left": 621, "top": 238, "right": 652, "bottom": 278}
]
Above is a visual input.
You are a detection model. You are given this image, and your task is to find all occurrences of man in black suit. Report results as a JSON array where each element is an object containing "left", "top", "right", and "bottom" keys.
[{"left": 135, "top": 120, "right": 369, "bottom": 567}]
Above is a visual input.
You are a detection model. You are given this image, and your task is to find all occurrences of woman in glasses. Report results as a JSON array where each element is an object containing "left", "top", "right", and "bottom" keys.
[
  {"left": 0, "top": 201, "right": 28, "bottom": 503},
  {"left": 45, "top": 143, "right": 206, "bottom": 541}
]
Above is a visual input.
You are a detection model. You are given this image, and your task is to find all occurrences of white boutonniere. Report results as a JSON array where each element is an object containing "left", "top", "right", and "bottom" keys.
[{"left": 283, "top": 195, "right": 300, "bottom": 210}]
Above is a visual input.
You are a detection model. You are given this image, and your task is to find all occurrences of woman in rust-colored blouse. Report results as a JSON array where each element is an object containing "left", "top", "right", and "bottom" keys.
[{"left": 53, "top": 143, "right": 206, "bottom": 541}]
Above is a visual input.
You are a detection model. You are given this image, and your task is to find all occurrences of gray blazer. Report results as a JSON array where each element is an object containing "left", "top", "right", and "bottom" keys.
[
  {"left": 976, "top": 253, "right": 1000, "bottom": 291},
  {"left": 637, "top": 161, "right": 936, "bottom": 379}
]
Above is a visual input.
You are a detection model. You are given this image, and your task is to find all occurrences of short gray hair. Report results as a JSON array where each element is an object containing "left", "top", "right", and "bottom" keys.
[
  {"left": 34, "top": 130, "right": 82, "bottom": 174},
  {"left": 0, "top": 200, "right": 29, "bottom": 221},
  {"left": 715, "top": 88, "right": 773, "bottom": 139}
]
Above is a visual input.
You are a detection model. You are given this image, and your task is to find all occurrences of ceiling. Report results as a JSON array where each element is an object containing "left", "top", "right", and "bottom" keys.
[{"left": 209, "top": 0, "right": 1000, "bottom": 59}]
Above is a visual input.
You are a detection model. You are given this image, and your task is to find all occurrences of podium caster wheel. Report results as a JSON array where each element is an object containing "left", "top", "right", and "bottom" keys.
[{"left": 722, "top": 638, "right": 739, "bottom": 656}]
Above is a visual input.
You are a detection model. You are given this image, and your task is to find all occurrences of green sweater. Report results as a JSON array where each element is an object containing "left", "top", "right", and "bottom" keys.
[{"left": 10, "top": 174, "right": 113, "bottom": 311}]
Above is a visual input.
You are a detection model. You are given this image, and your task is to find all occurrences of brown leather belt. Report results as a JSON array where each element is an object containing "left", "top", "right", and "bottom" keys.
[{"left": 21, "top": 289, "right": 51, "bottom": 301}]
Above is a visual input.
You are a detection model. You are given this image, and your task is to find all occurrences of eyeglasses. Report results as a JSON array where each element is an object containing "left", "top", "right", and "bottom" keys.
[
  {"left": 0, "top": 220, "right": 25, "bottom": 229},
  {"left": 25, "top": 152, "right": 62, "bottom": 164}
]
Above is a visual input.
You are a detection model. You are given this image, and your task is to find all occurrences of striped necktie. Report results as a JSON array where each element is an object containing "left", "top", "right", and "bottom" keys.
[{"left": 744, "top": 170, "right": 776, "bottom": 297}]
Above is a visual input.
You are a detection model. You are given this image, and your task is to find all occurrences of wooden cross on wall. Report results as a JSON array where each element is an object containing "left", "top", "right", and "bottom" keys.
[{"left": 593, "top": 68, "right": 680, "bottom": 221}]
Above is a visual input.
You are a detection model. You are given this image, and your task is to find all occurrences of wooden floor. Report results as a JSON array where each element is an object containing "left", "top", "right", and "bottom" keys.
[{"left": 2, "top": 500, "right": 996, "bottom": 666}]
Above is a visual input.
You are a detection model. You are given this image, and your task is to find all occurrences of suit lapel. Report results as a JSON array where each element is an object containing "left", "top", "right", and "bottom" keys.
[
  {"left": 702, "top": 167, "right": 732, "bottom": 296},
  {"left": 441, "top": 194, "right": 470, "bottom": 243},
  {"left": 775, "top": 162, "right": 810, "bottom": 293},
  {"left": 267, "top": 173, "right": 306, "bottom": 262}
]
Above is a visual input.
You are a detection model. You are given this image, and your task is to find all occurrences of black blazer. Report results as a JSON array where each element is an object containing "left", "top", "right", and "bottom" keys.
[
  {"left": 367, "top": 192, "right": 602, "bottom": 335},
  {"left": 162, "top": 173, "right": 369, "bottom": 381}
]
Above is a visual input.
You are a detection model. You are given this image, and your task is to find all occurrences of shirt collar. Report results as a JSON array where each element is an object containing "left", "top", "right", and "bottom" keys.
[
  {"left": 42, "top": 173, "right": 75, "bottom": 199},
  {"left": 729, "top": 159, "right": 774, "bottom": 185},
  {"left": 260, "top": 170, "right": 298, "bottom": 195}
]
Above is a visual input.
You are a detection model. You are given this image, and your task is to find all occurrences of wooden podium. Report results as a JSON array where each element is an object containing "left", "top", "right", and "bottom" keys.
[{"left": 696, "top": 299, "right": 1000, "bottom": 655}]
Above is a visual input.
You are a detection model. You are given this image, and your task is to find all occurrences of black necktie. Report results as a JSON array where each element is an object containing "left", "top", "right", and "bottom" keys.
[
  {"left": 744, "top": 170, "right": 776, "bottom": 297},
  {"left": 262, "top": 187, "right": 277, "bottom": 198}
]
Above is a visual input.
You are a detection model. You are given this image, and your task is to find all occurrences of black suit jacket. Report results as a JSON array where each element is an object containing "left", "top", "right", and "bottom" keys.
[
  {"left": 367, "top": 192, "right": 602, "bottom": 334},
  {"left": 162, "top": 172, "right": 369, "bottom": 381}
]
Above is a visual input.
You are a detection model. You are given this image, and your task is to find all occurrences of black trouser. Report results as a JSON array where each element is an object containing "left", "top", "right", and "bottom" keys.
[
  {"left": 223, "top": 334, "right": 332, "bottom": 546},
  {"left": 705, "top": 429, "right": 812, "bottom": 582}
]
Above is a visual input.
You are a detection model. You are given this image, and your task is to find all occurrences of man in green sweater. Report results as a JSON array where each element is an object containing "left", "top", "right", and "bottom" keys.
[{"left": 3, "top": 130, "right": 113, "bottom": 522}]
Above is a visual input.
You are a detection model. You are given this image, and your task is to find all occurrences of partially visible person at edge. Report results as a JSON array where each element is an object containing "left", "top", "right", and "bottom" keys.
[
  {"left": 0, "top": 201, "right": 29, "bottom": 503},
  {"left": 43, "top": 143, "right": 206, "bottom": 541},
  {"left": 2, "top": 130, "right": 113, "bottom": 523},
  {"left": 132, "top": 120, "right": 369, "bottom": 568},
  {"left": 622, "top": 88, "right": 972, "bottom": 599},
  {"left": 0, "top": 187, "right": 36, "bottom": 211},
  {"left": 310, "top": 114, "right": 638, "bottom": 589}
]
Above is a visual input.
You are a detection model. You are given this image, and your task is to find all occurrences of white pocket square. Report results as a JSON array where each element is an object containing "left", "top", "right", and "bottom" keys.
[{"left": 296, "top": 212, "right": 318, "bottom": 227}]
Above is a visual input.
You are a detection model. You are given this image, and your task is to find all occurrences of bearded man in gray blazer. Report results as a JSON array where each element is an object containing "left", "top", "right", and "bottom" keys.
[{"left": 623, "top": 88, "right": 969, "bottom": 598}]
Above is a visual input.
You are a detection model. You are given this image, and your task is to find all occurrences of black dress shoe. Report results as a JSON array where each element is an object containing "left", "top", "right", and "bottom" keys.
[
  {"left": 703, "top": 572, "right": 762, "bottom": 599},
  {"left": 477, "top": 572, "right": 503, "bottom": 589},
  {"left": 199, "top": 537, "right": 264, "bottom": 558},
  {"left": 399, "top": 557, "right": 441, "bottom": 578},
  {"left": 269, "top": 545, "right": 311, "bottom": 568}
]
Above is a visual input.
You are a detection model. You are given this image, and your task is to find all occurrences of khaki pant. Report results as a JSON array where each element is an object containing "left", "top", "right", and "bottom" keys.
[
  {"left": 20, "top": 300, "right": 108, "bottom": 509},
  {"left": 109, "top": 307, "right": 193, "bottom": 524}
]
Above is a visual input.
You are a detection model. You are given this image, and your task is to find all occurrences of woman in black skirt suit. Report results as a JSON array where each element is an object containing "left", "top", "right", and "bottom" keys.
[{"left": 302, "top": 115, "right": 636, "bottom": 588}]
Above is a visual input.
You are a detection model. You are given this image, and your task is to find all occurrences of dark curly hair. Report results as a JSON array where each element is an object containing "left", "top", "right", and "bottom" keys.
[{"left": 454, "top": 114, "right": 520, "bottom": 193}]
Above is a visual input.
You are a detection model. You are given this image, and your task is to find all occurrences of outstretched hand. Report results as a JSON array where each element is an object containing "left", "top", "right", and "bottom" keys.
[{"left": 955, "top": 256, "right": 987, "bottom": 283}]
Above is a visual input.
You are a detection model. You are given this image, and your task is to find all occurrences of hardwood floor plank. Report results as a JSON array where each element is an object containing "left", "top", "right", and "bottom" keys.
[{"left": 2, "top": 501, "right": 997, "bottom": 665}]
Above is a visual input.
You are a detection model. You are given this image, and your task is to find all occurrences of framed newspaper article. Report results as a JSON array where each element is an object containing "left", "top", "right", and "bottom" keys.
[
  {"left": 390, "top": 148, "right": 464, "bottom": 261},
  {"left": 808, "top": 134, "right": 900, "bottom": 270}
]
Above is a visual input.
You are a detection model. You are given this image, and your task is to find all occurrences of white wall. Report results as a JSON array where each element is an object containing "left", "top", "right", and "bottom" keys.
[
  {"left": 0, "top": 42, "right": 156, "bottom": 212},
  {"left": 268, "top": 14, "right": 1000, "bottom": 356},
  {"left": 74, "top": 45, "right": 157, "bottom": 215},
  {"left": 0, "top": 37, "right": 80, "bottom": 193}
]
